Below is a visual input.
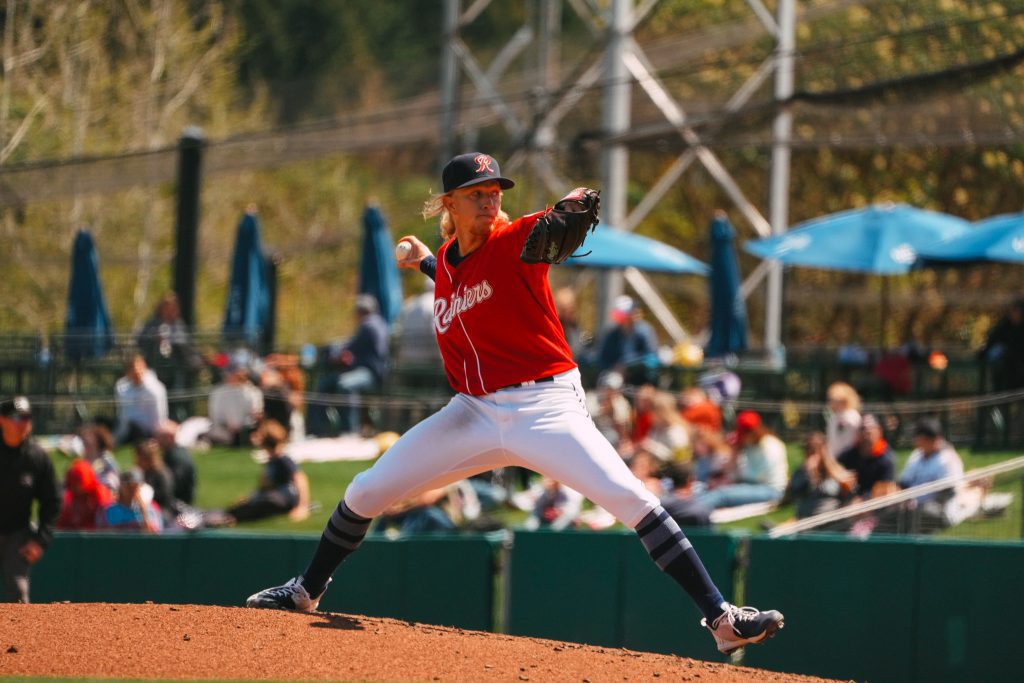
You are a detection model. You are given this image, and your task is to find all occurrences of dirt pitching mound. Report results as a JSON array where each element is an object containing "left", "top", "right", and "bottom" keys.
[{"left": 1, "top": 604, "right": 841, "bottom": 682}]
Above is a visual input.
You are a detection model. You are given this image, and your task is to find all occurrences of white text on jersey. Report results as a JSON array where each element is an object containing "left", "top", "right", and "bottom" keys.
[{"left": 434, "top": 280, "right": 494, "bottom": 334}]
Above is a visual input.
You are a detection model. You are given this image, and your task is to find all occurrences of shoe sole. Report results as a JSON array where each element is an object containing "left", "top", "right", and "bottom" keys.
[{"left": 719, "top": 615, "right": 785, "bottom": 655}]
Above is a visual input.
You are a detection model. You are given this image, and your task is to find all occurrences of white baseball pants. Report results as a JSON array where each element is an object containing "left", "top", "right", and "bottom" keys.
[{"left": 344, "top": 368, "right": 660, "bottom": 528}]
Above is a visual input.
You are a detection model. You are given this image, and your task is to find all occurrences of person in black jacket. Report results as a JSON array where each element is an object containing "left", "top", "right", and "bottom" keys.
[{"left": 0, "top": 396, "right": 60, "bottom": 603}]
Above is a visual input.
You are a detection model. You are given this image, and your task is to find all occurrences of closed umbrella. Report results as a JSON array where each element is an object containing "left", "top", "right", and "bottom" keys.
[
  {"left": 359, "top": 204, "right": 403, "bottom": 325},
  {"left": 223, "top": 212, "right": 271, "bottom": 348},
  {"left": 744, "top": 203, "right": 971, "bottom": 346},
  {"left": 917, "top": 212, "right": 1024, "bottom": 264},
  {"left": 705, "top": 213, "right": 748, "bottom": 358},
  {"left": 566, "top": 224, "right": 709, "bottom": 274},
  {"left": 64, "top": 229, "right": 114, "bottom": 361}
]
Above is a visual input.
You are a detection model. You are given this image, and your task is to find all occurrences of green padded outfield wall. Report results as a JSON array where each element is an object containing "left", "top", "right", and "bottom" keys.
[
  {"left": 506, "top": 529, "right": 739, "bottom": 660},
  {"left": 30, "top": 532, "right": 495, "bottom": 632},
  {"left": 742, "top": 535, "right": 1024, "bottom": 683}
]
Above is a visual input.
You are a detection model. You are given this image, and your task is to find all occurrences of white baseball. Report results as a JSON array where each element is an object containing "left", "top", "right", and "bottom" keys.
[{"left": 395, "top": 241, "right": 412, "bottom": 259}]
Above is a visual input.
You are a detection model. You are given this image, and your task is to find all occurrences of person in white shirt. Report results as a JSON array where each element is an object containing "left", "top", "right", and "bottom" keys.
[
  {"left": 207, "top": 362, "right": 264, "bottom": 446},
  {"left": 825, "top": 382, "right": 862, "bottom": 457},
  {"left": 113, "top": 355, "right": 168, "bottom": 445},
  {"left": 695, "top": 410, "right": 788, "bottom": 510}
]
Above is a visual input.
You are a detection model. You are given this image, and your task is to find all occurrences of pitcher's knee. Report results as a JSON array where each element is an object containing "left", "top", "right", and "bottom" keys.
[{"left": 343, "top": 471, "right": 392, "bottom": 519}]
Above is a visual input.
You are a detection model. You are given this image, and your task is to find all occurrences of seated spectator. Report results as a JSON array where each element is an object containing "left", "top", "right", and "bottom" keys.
[
  {"left": 373, "top": 486, "right": 459, "bottom": 536},
  {"left": 113, "top": 354, "right": 168, "bottom": 445},
  {"left": 825, "top": 382, "right": 862, "bottom": 457},
  {"left": 690, "top": 426, "right": 731, "bottom": 489},
  {"left": 695, "top": 411, "right": 788, "bottom": 510},
  {"left": 641, "top": 391, "right": 691, "bottom": 462},
  {"left": 660, "top": 462, "right": 712, "bottom": 528},
  {"left": 679, "top": 387, "right": 722, "bottom": 434},
  {"left": 782, "top": 433, "right": 854, "bottom": 520},
  {"left": 98, "top": 469, "right": 162, "bottom": 533},
  {"left": 134, "top": 439, "right": 179, "bottom": 526},
  {"left": 78, "top": 423, "right": 119, "bottom": 494},
  {"left": 586, "top": 371, "right": 633, "bottom": 452},
  {"left": 258, "top": 366, "right": 294, "bottom": 437},
  {"left": 554, "top": 287, "right": 588, "bottom": 362},
  {"left": 630, "top": 384, "right": 657, "bottom": 445},
  {"left": 392, "top": 277, "right": 442, "bottom": 367},
  {"left": 899, "top": 418, "right": 964, "bottom": 511},
  {"left": 226, "top": 421, "right": 309, "bottom": 523},
  {"left": 207, "top": 359, "right": 264, "bottom": 446},
  {"left": 596, "top": 295, "right": 659, "bottom": 385},
  {"left": 524, "top": 477, "right": 584, "bottom": 531},
  {"left": 629, "top": 448, "right": 665, "bottom": 496},
  {"left": 56, "top": 459, "right": 114, "bottom": 530},
  {"left": 837, "top": 414, "right": 896, "bottom": 500},
  {"left": 309, "top": 294, "right": 389, "bottom": 437},
  {"left": 154, "top": 420, "right": 197, "bottom": 506}
]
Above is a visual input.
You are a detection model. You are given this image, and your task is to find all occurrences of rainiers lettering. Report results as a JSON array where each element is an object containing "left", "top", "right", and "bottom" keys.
[{"left": 433, "top": 280, "right": 494, "bottom": 334}]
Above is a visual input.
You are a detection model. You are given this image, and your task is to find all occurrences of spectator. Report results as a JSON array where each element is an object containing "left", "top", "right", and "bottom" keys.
[
  {"left": 391, "top": 277, "right": 442, "bottom": 367},
  {"left": 56, "top": 459, "right": 114, "bottom": 530},
  {"left": 596, "top": 295, "right": 659, "bottom": 385},
  {"left": 782, "top": 433, "right": 853, "bottom": 520},
  {"left": 836, "top": 414, "right": 896, "bottom": 500},
  {"left": 113, "top": 354, "right": 168, "bottom": 446},
  {"left": 586, "top": 371, "right": 633, "bottom": 452},
  {"left": 98, "top": 469, "right": 162, "bottom": 533},
  {"left": 630, "top": 384, "right": 657, "bottom": 445},
  {"left": 134, "top": 439, "right": 179, "bottom": 527},
  {"left": 696, "top": 411, "right": 787, "bottom": 510},
  {"left": 78, "top": 423, "right": 119, "bottom": 494},
  {"left": 309, "top": 294, "right": 389, "bottom": 436},
  {"left": 554, "top": 287, "right": 587, "bottom": 361},
  {"left": 258, "top": 366, "right": 294, "bottom": 437},
  {"left": 207, "top": 359, "right": 264, "bottom": 446},
  {"left": 154, "top": 420, "right": 197, "bottom": 506},
  {"left": 0, "top": 397, "right": 60, "bottom": 602},
  {"left": 690, "top": 426, "right": 731, "bottom": 490},
  {"left": 524, "top": 477, "right": 584, "bottom": 531},
  {"left": 899, "top": 417, "right": 965, "bottom": 505},
  {"left": 660, "top": 462, "right": 712, "bottom": 528},
  {"left": 134, "top": 292, "right": 202, "bottom": 394},
  {"left": 372, "top": 486, "right": 459, "bottom": 536},
  {"left": 642, "top": 391, "right": 691, "bottom": 462},
  {"left": 980, "top": 298, "right": 1024, "bottom": 390},
  {"left": 226, "top": 421, "right": 309, "bottom": 523},
  {"left": 825, "top": 382, "right": 862, "bottom": 457},
  {"left": 629, "top": 448, "right": 665, "bottom": 496},
  {"left": 680, "top": 387, "right": 723, "bottom": 434}
]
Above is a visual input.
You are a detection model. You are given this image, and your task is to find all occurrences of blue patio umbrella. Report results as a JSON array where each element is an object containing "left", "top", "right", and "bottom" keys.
[
  {"left": 359, "top": 204, "right": 403, "bottom": 325},
  {"left": 743, "top": 203, "right": 971, "bottom": 274},
  {"left": 566, "top": 224, "right": 710, "bottom": 274},
  {"left": 223, "top": 212, "right": 271, "bottom": 347},
  {"left": 65, "top": 229, "right": 114, "bottom": 361},
  {"left": 917, "top": 212, "right": 1024, "bottom": 264},
  {"left": 705, "top": 214, "right": 748, "bottom": 358},
  {"left": 743, "top": 203, "right": 970, "bottom": 346}
]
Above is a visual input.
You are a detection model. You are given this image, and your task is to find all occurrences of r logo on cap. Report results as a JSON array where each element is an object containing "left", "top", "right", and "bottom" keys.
[{"left": 474, "top": 154, "right": 495, "bottom": 174}]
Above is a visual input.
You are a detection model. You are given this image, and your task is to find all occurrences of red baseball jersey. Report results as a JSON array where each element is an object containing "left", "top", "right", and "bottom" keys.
[{"left": 433, "top": 212, "right": 577, "bottom": 395}]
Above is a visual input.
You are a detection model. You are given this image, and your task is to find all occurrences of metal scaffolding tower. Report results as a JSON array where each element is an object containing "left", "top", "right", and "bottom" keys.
[{"left": 438, "top": 0, "right": 796, "bottom": 354}]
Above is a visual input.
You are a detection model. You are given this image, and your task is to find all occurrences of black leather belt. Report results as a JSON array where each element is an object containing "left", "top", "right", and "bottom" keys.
[{"left": 497, "top": 375, "right": 556, "bottom": 391}]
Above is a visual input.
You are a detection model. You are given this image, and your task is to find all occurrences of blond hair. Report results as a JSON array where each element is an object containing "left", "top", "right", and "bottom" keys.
[
  {"left": 421, "top": 190, "right": 510, "bottom": 239},
  {"left": 826, "top": 382, "right": 861, "bottom": 412}
]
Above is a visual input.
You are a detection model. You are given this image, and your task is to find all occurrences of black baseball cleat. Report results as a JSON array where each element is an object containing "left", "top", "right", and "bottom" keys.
[
  {"left": 701, "top": 603, "right": 785, "bottom": 654},
  {"left": 245, "top": 576, "right": 331, "bottom": 612}
]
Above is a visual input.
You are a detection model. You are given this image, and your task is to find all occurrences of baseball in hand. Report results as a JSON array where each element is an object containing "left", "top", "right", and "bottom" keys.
[{"left": 395, "top": 241, "right": 412, "bottom": 259}]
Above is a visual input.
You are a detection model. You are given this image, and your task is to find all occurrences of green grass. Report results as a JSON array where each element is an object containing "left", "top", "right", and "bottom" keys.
[{"left": 50, "top": 443, "right": 1023, "bottom": 539}]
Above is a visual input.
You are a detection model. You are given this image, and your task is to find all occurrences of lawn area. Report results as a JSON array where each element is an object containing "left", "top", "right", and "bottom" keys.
[{"left": 48, "top": 440, "right": 1023, "bottom": 539}]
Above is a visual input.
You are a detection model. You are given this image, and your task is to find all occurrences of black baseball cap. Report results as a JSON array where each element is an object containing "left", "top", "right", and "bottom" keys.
[
  {"left": 442, "top": 153, "right": 515, "bottom": 193},
  {"left": 0, "top": 396, "right": 31, "bottom": 419}
]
